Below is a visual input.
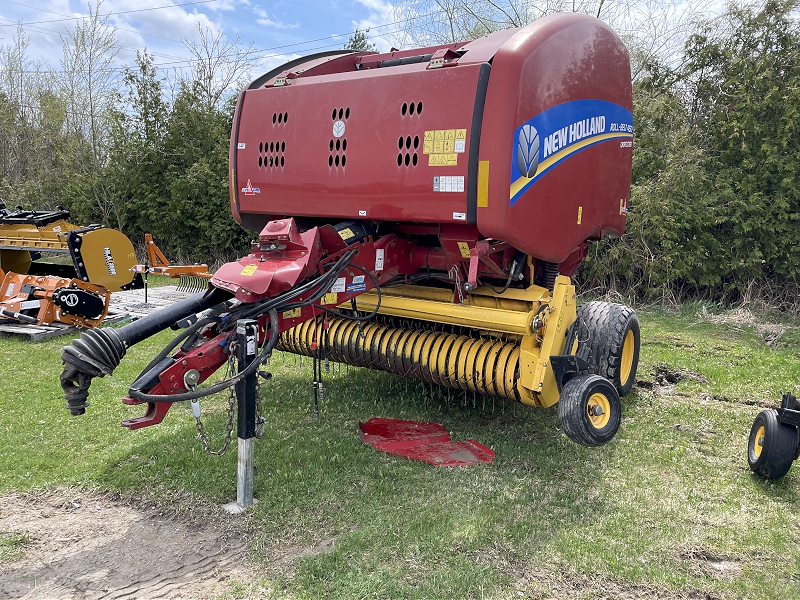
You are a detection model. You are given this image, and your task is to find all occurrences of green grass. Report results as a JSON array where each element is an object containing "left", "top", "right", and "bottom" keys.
[
  {"left": 0, "top": 533, "right": 31, "bottom": 565},
  {"left": 1, "top": 304, "right": 799, "bottom": 598}
]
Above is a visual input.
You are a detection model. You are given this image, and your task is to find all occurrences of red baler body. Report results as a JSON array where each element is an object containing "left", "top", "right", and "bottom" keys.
[{"left": 229, "top": 13, "right": 632, "bottom": 267}]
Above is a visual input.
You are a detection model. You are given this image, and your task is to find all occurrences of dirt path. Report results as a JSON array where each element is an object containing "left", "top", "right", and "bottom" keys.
[{"left": 0, "top": 490, "right": 261, "bottom": 600}]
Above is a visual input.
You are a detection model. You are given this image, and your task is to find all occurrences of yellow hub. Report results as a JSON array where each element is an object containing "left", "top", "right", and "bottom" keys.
[
  {"left": 753, "top": 425, "right": 765, "bottom": 458},
  {"left": 587, "top": 393, "right": 611, "bottom": 429},
  {"left": 620, "top": 329, "right": 635, "bottom": 385}
]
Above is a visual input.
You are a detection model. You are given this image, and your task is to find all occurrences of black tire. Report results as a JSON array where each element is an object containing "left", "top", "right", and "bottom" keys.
[
  {"left": 558, "top": 374, "right": 621, "bottom": 447},
  {"left": 576, "top": 301, "right": 640, "bottom": 396},
  {"left": 747, "top": 409, "right": 797, "bottom": 479}
]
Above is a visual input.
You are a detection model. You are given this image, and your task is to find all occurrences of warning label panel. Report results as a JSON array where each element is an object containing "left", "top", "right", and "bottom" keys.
[{"left": 424, "top": 128, "right": 467, "bottom": 167}]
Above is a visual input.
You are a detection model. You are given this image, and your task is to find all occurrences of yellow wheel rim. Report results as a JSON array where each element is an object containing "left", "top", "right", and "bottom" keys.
[
  {"left": 753, "top": 425, "right": 765, "bottom": 458},
  {"left": 620, "top": 329, "right": 635, "bottom": 385},
  {"left": 587, "top": 393, "right": 611, "bottom": 429}
]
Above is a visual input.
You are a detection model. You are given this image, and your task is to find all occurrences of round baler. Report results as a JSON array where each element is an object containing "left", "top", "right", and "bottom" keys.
[{"left": 60, "top": 12, "right": 640, "bottom": 447}]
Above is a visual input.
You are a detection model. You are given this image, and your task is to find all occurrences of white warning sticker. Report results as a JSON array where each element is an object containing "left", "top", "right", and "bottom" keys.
[
  {"left": 20, "top": 300, "right": 41, "bottom": 310},
  {"left": 237, "top": 142, "right": 246, "bottom": 149},
  {"left": 247, "top": 334, "right": 257, "bottom": 355},
  {"left": 433, "top": 176, "right": 465, "bottom": 192},
  {"left": 453, "top": 212, "right": 466, "bottom": 221},
  {"left": 331, "top": 277, "right": 346, "bottom": 293},
  {"left": 375, "top": 248, "right": 385, "bottom": 271}
]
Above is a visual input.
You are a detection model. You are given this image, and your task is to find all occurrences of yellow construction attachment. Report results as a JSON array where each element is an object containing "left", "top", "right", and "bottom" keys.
[{"left": 0, "top": 207, "right": 139, "bottom": 292}]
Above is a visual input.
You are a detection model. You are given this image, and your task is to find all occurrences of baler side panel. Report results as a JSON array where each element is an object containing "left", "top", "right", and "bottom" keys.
[
  {"left": 232, "top": 65, "right": 484, "bottom": 226},
  {"left": 476, "top": 13, "right": 633, "bottom": 264}
]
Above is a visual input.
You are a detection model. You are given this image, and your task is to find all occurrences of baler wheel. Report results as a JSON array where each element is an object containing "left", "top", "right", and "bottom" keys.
[
  {"left": 576, "top": 301, "right": 640, "bottom": 396},
  {"left": 747, "top": 409, "right": 797, "bottom": 479},
  {"left": 558, "top": 374, "right": 621, "bottom": 447}
]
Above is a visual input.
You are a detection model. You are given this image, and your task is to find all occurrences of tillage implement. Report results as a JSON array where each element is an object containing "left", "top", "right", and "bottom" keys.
[{"left": 60, "top": 13, "right": 641, "bottom": 447}]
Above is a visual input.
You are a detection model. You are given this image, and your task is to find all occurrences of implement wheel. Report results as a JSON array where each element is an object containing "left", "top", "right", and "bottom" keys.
[
  {"left": 576, "top": 301, "right": 640, "bottom": 396},
  {"left": 748, "top": 409, "right": 797, "bottom": 479},
  {"left": 558, "top": 375, "right": 621, "bottom": 447}
]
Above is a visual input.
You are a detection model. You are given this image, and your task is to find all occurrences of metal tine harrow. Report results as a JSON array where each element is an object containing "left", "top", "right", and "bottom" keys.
[{"left": 177, "top": 275, "right": 213, "bottom": 293}]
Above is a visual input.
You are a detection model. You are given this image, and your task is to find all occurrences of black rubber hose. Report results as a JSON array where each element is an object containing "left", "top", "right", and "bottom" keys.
[
  {"left": 60, "top": 286, "right": 233, "bottom": 415},
  {"left": 116, "top": 287, "right": 232, "bottom": 348},
  {"left": 233, "top": 249, "right": 356, "bottom": 323},
  {"left": 133, "top": 316, "right": 219, "bottom": 383},
  {"left": 311, "top": 263, "right": 383, "bottom": 321},
  {"left": 126, "top": 309, "right": 280, "bottom": 403}
]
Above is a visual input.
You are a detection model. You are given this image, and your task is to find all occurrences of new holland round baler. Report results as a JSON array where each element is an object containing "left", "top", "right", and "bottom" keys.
[{"left": 60, "top": 12, "right": 640, "bottom": 446}]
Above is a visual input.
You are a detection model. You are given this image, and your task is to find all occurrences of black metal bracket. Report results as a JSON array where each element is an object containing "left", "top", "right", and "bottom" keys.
[
  {"left": 776, "top": 392, "right": 800, "bottom": 427},
  {"left": 549, "top": 354, "right": 593, "bottom": 393}
]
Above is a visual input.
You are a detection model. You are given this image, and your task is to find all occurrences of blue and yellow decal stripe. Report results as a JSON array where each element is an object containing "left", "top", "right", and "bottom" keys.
[
  {"left": 510, "top": 131, "right": 633, "bottom": 201},
  {"left": 510, "top": 99, "right": 633, "bottom": 207}
]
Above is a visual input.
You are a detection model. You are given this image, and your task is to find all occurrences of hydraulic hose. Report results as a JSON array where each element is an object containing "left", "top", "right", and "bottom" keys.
[
  {"left": 127, "top": 309, "right": 280, "bottom": 403},
  {"left": 60, "top": 248, "right": 356, "bottom": 415},
  {"left": 60, "top": 287, "right": 232, "bottom": 415}
]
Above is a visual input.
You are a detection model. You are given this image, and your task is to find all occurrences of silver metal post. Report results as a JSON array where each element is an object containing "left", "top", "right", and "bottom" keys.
[{"left": 225, "top": 319, "right": 259, "bottom": 513}]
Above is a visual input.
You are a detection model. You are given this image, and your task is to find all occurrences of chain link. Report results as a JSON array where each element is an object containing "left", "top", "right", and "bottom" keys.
[
  {"left": 194, "top": 340, "right": 239, "bottom": 456},
  {"left": 254, "top": 355, "right": 267, "bottom": 439},
  {"left": 193, "top": 335, "right": 269, "bottom": 452}
]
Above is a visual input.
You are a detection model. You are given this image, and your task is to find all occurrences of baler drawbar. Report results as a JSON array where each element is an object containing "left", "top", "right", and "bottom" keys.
[{"left": 60, "top": 12, "right": 640, "bottom": 447}]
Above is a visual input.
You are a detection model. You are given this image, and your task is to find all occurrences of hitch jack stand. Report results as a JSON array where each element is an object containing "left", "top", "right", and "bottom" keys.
[{"left": 224, "top": 319, "right": 259, "bottom": 513}]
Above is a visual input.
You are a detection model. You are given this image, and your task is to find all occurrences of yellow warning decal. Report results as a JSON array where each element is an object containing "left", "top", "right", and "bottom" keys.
[
  {"left": 338, "top": 228, "right": 355, "bottom": 240},
  {"left": 457, "top": 242, "right": 471, "bottom": 258},
  {"left": 321, "top": 293, "right": 338, "bottom": 305},
  {"left": 423, "top": 129, "right": 466, "bottom": 154},
  {"left": 577, "top": 206, "right": 583, "bottom": 225},
  {"left": 428, "top": 153, "right": 458, "bottom": 167},
  {"left": 241, "top": 264, "right": 257, "bottom": 276},
  {"left": 423, "top": 129, "right": 466, "bottom": 166},
  {"left": 282, "top": 308, "right": 301, "bottom": 318}
]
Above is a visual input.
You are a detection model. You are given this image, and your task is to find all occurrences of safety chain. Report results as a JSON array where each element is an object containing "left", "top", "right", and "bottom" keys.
[
  {"left": 449, "top": 266, "right": 464, "bottom": 304},
  {"left": 254, "top": 355, "right": 267, "bottom": 439},
  {"left": 192, "top": 335, "right": 269, "bottom": 454},
  {"left": 193, "top": 343, "right": 238, "bottom": 456}
]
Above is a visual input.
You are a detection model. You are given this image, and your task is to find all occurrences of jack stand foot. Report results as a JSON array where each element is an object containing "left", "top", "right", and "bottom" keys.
[{"left": 223, "top": 497, "right": 258, "bottom": 515}]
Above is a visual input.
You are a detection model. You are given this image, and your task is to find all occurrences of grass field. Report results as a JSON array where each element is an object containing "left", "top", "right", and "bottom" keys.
[{"left": 0, "top": 302, "right": 799, "bottom": 599}]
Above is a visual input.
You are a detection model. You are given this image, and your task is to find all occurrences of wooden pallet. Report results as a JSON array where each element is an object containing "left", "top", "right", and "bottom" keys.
[
  {"left": 0, "top": 286, "right": 195, "bottom": 342},
  {"left": 108, "top": 286, "right": 195, "bottom": 320}
]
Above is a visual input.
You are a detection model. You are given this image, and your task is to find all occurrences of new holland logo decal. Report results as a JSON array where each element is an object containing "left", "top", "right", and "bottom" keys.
[
  {"left": 517, "top": 124, "right": 540, "bottom": 178},
  {"left": 510, "top": 99, "right": 633, "bottom": 206}
]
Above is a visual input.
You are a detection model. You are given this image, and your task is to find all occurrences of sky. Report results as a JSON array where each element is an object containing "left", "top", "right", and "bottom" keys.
[
  {"left": 0, "top": 0, "right": 401, "bottom": 80},
  {"left": 0, "top": 0, "right": 731, "bottom": 93}
]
